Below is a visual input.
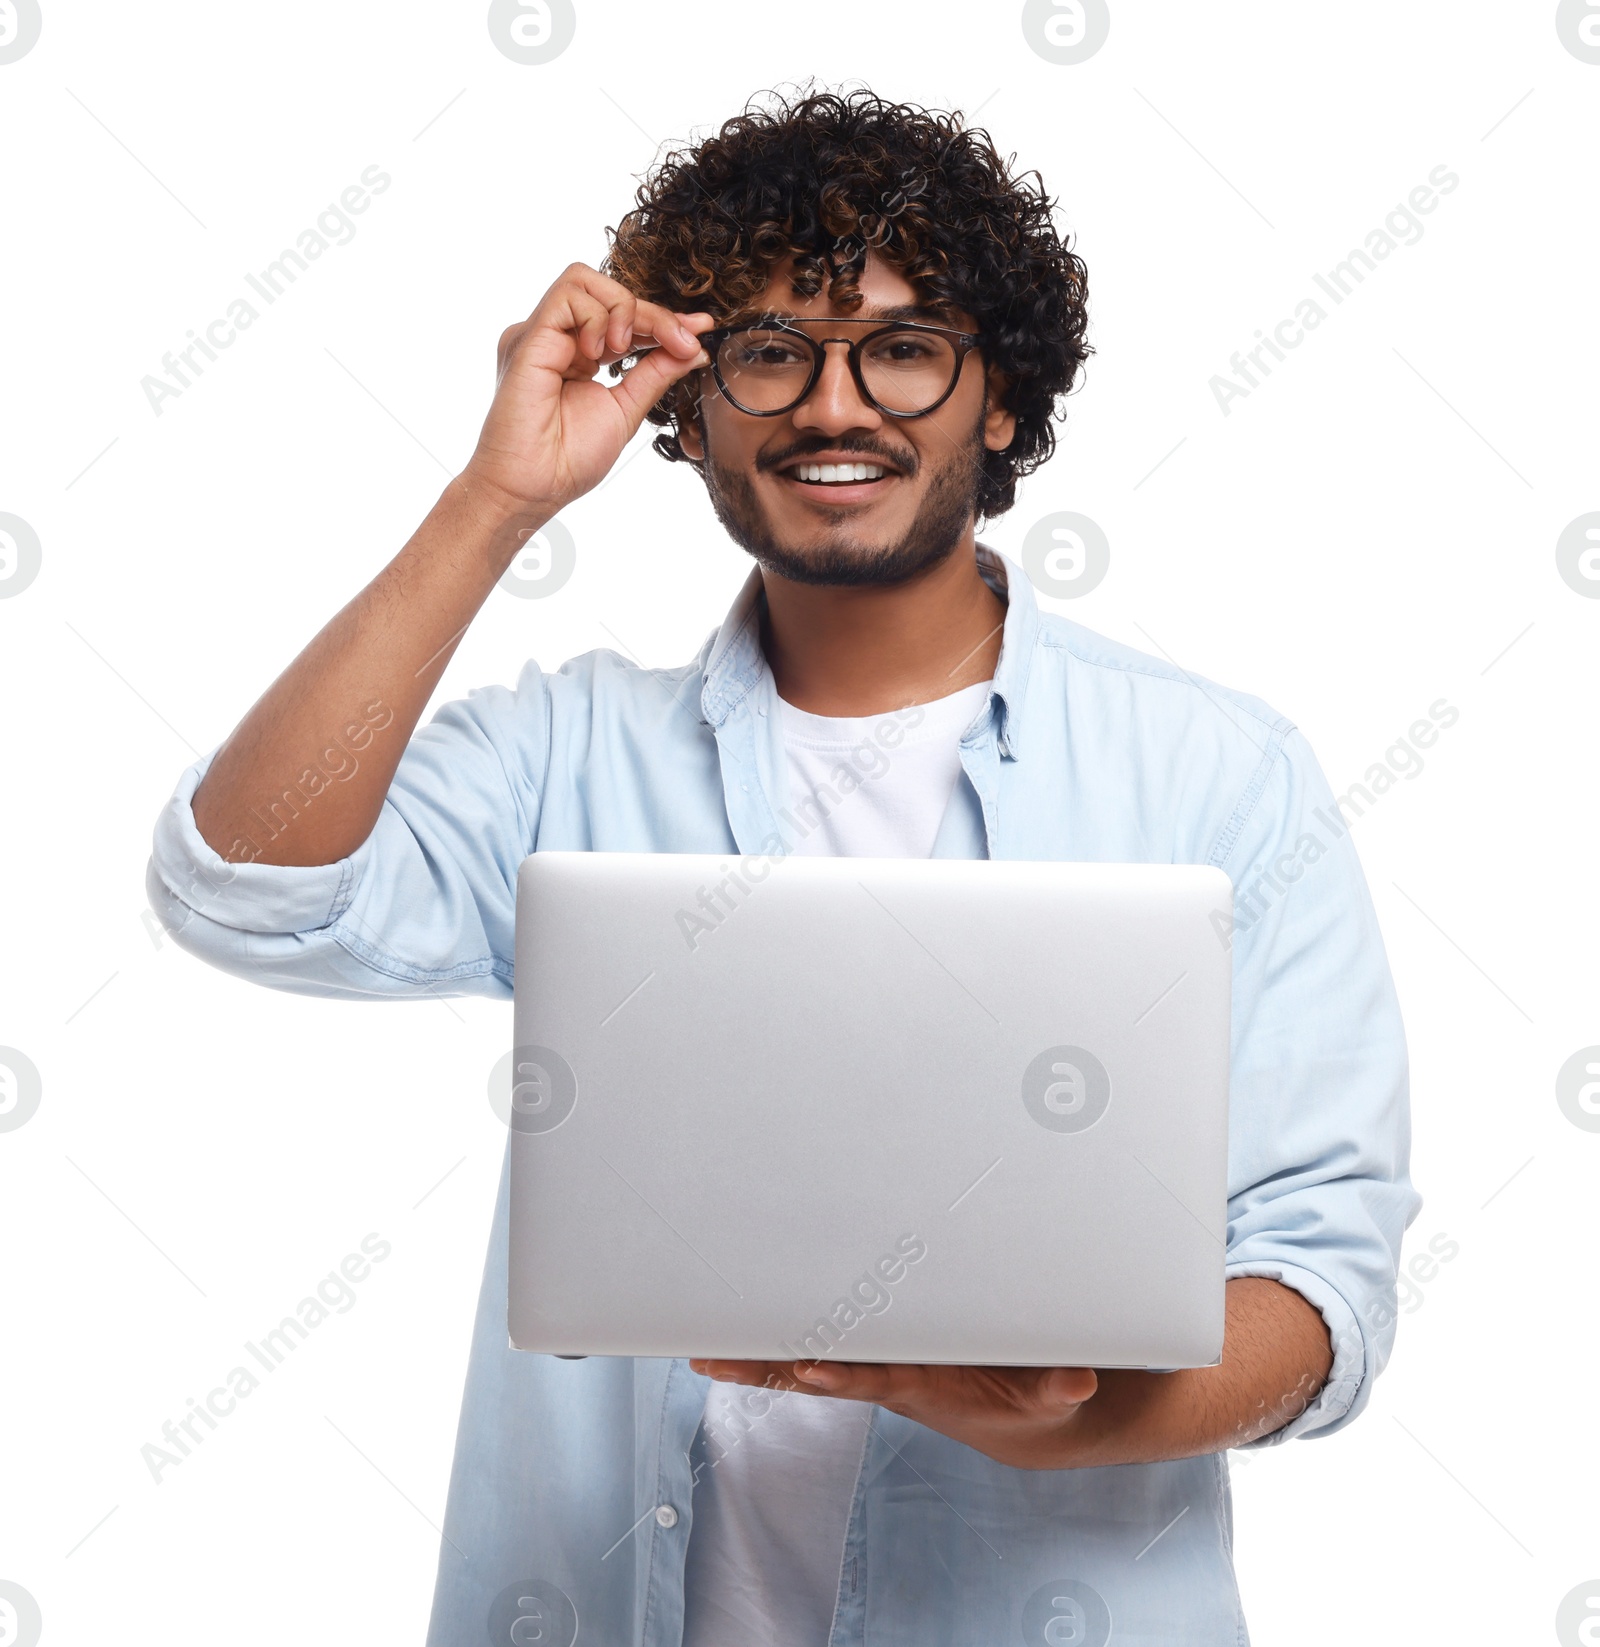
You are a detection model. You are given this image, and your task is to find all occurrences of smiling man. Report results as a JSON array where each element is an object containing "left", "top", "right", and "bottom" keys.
[{"left": 149, "top": 90, "right": 1416, "bottom": 1646}]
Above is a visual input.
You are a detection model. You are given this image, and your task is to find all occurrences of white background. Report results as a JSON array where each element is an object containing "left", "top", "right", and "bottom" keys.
[{"left": 2, "top": 2, "right": 1597, "bottom": 1642}]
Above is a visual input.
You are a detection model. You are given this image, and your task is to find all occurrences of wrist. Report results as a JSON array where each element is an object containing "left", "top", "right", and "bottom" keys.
[
  {"left": 1038, "top": 1371, "right": 1160, "bottom": 1470},
  {"left": 449, "top": 464, "right": 557, "bottom": 543},
  {"left": 431, "top": 469, "right": 556, "bottom": 582}
]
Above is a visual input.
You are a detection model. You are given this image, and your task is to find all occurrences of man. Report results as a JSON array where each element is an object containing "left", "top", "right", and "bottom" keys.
[{"left": 149, "top": 90, "right": 1417, "bottom": 1645}]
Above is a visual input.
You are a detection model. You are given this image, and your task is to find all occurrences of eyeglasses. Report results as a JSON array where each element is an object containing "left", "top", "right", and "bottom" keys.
[{"left": 691, "top": 316, "right": 984, "bottom": 419}]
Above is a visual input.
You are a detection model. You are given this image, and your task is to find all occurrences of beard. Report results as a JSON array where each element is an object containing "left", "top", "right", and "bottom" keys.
[{"left": 700, "top": 404, "right": 987, "bottom": 588}]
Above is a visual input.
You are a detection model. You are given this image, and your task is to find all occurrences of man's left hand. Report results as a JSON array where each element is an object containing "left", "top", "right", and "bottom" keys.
[
  {"left": 687, "top": 1358, "right": 1099, "bottom": 1470},
  {"left": 690, "top": 1282, "right": 1336, "bottom": 1471}
]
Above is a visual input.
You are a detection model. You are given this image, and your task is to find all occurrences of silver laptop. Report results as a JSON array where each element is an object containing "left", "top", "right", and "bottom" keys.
[{"left": 508, "top": 852, "right": 1232, "bottom": 1369}]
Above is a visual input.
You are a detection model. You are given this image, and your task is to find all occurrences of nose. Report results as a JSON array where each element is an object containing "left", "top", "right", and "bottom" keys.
[{"left": 790, "top": 338, "right": 883, "bottom": 436}]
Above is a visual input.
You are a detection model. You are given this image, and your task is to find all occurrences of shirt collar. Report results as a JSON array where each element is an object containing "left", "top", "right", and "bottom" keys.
[{"left": 699, "top": 542, "right": 1038, "bottom": 761}]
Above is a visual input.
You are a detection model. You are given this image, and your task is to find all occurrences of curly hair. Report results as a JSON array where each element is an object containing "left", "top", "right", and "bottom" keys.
[{"left": 602, "top": 86, "right": 1091, "bottom": 520}]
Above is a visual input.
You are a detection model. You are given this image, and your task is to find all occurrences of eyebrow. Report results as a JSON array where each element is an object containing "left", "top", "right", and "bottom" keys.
[
  {"left": 725, "top": 301, "right": 958, "bottom": 327},
  {"left": 856, "top": 302, "right": 950, "bottom": 322}
]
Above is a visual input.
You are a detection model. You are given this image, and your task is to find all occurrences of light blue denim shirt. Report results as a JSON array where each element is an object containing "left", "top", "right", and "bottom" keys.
[{"left": 148, "top": 545, "right": 1417, "bottom": 1646}]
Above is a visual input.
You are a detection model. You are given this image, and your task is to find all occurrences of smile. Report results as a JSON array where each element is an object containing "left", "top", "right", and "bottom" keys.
[{"left": 789, "top": 462, "right": 890, "bottom": 484}]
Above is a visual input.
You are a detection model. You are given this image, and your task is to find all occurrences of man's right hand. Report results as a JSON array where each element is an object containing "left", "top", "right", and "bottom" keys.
[
  {"left": 190, "top": 263, "right": 713, "bottom": 870},
  {"left": 460, "top": 263, "right": 714, "bottom": 523}
]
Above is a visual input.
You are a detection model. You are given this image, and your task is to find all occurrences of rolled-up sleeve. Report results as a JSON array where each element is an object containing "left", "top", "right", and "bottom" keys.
[
  {"left": 1216, "top": 727, "right": 1419, "bottom": 1445},
  {"left": 146, "top": 660, "right": 552, "bottom": 1001}
]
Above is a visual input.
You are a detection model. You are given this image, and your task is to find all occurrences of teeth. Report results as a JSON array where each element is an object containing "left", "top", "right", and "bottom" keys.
[{"left": 793, "top": 462, "right": 888, "bottom": 484}]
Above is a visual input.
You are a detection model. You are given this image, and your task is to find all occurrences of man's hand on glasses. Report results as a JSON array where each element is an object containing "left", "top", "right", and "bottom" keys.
[{"left": 460, "top": 262, "right": 714, "bottom": 527}]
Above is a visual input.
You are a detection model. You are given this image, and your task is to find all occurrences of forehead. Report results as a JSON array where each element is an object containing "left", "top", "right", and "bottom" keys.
[
  {"left": 742, "top": 248, "right": 972, "bottom": 329},
  {"left": 764, "top": 247, "right": 922, "bottom": 314}
]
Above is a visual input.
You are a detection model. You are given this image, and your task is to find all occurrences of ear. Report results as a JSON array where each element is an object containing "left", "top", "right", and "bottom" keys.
[
  {"left": 675, "top": 388, "right": 708, "bottom": 463},
  {"left": 669, "top": 377, "right": 708, "bottom": 464},
  {"left": 982, "top": 366, "right": 1017, "bottom": 453}
]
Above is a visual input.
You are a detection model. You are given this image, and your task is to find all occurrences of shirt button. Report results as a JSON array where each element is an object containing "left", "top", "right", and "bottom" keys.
[{"left": 654, "top": 1504, "right": 679, "bottom": 1529}]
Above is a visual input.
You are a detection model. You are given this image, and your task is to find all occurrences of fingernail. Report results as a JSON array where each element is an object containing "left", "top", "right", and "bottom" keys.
[{"left": 689, "top": 348, "right": 709, "bottom": 368}]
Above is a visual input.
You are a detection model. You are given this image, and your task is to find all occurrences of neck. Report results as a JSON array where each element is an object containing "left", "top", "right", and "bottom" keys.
[{"left": 758, "top": 535, "right": 1006, "bottom": 716}]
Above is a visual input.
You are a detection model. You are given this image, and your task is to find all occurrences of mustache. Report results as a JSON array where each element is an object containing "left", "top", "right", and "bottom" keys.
[{"left": 758, "top": 440, "right": 918, "bottom": 477}]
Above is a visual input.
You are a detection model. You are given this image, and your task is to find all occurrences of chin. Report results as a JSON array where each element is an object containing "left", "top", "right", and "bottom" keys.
[
  {"left": 749, "top": 533, "right": 962, "bottom": 589},
  {"left": 704, "top": 445, "right": 981, "bottom": 589}
]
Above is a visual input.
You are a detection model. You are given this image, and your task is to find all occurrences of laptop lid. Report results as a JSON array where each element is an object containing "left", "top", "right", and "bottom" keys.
[{"left": 508, "top": 852, "right": 1231, "bottom": 1368}]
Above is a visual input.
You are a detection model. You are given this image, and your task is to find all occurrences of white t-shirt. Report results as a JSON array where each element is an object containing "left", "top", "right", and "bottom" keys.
[{"left": 679, "top": 678, "right": 992, "bottom": 1647}]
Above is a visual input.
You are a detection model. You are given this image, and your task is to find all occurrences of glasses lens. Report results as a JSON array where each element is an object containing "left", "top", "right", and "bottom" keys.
[
  {"left": 716, "top": 326, "right": 815, "bottom": 412},
  {"left": 860, "top": 328, "right": 960, "bottom": 414}
]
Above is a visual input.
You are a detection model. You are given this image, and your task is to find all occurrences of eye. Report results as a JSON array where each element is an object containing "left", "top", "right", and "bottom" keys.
[
  {"left": 869, "top": 333, "right": 941, "bottom": 362},
  {"left": 727, "top": 334, "right": 809, "bottom": 368}
]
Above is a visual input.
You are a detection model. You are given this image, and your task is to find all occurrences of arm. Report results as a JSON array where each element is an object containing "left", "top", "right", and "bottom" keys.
[
  {"left": 190, "top": 265, "right": 712, "bottom": 868},
  {"left": 691, "top": 1275, "right": 1331, "bottom": 1470},
  {"left": 1078, "top": 1276, "right": 1333, "bottom": 1461},
  {"left": 696, "top": 726, "right": 1415, "bottom": 1468}
]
